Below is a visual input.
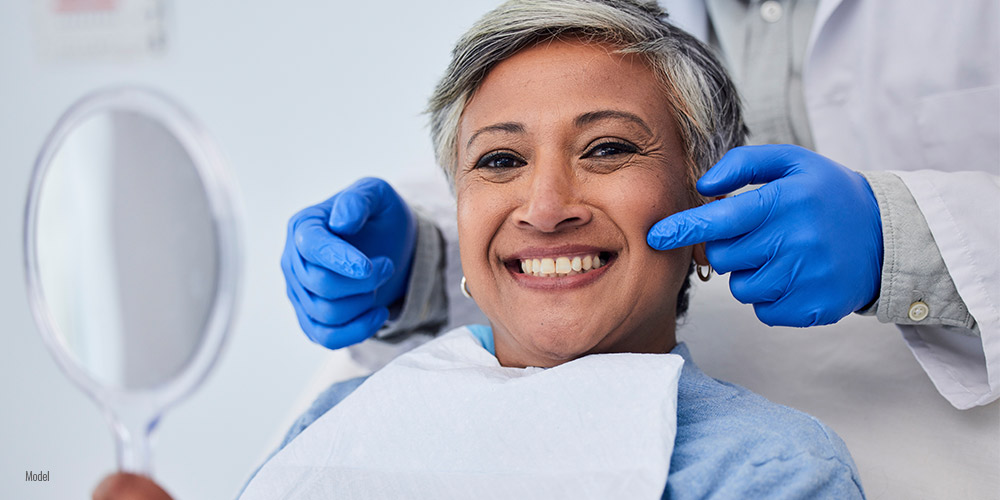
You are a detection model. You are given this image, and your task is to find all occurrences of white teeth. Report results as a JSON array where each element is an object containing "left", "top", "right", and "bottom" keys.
[
  {"left": 555, "top": 257, "right": 571, "bottom": 274},
  {"left": 518, "top": 253, "right": 606, "bottom": 277},
  {"left": 540, "top": 258, "right": 555, "bottom": 274}
]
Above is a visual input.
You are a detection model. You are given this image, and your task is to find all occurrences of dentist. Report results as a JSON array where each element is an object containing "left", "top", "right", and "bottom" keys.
[{"left": 281, "top": 0, "right": 999, "bottom": 410}]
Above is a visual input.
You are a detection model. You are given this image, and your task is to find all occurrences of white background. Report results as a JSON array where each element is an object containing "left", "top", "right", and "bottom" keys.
[
  {"left": 0, "top": 1, "right": 499, "bottom": 498},
  {"left": 1, "top": 1, "right": 997, "bottom": 499}
]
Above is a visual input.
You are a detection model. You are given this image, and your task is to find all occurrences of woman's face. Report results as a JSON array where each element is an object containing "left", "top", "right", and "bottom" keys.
[{"left": 455, "top": 39, "right": 696, "bottom": 368}]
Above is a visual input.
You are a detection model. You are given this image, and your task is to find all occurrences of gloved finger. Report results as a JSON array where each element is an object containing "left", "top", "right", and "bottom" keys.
[
  {"left": 328, "top": 177, "right": 398, "bottom": 235},
  {"left": 752, "top": 293, "right": 836, "bottom": 328},
  {"left": 703, "top": 235, "right": 771, "bottom": 275},
  {"left": 282, "top": 206, "right": 316, "bottom": 285},
  {"left": 287, "top": 284, "right": 323, "bottom": 344},
  {"left": 292, "top": 254, "right": 394, "bottom": 300},
  {"left": 290, "top": 273, "right": 381, "bottom": 327},
  {"left": 285, "top": 265, "right": 377, "bottom": 324},
  {"left": 752, "top": 287, "right": 866, "bottom": 328},
  {"left": 696, "top": 144, "right": 808, "bottom": 197},
  {"left": 647, "top": 184, "right": 778, "bottom": 251},
  {"left": 294, "top": 216, "right": 373, "bottom": 279},
  {"left": 288, "top": 284, "right": 341, "bottom": 346},
  {"left": 292, "top": 296, "right": 390, "bottom": 350},
  {"left": 728, "top": 267, "right": 789, "bottom": 305}
]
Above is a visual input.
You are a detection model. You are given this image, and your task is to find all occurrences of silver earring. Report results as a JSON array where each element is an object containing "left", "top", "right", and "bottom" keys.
[{"left": 460, "top": 276, "right": 473, "bottom": 299}]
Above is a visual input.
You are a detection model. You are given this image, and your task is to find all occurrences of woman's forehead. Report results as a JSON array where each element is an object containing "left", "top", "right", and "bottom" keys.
[{"left": 458, "top": 39, "right": 673, "bottom": 140}]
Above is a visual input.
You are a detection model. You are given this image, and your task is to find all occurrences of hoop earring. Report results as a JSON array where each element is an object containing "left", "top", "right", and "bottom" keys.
[
  {"left": 460, "top": 276, "right": 473, "bottom": 299},
  {"left": 696, "top": 264, "right": 712, "bottom": 282}
]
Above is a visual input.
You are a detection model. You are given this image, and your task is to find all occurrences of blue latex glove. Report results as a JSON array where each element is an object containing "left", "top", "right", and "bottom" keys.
[
  {"left": 647, "top": 145, "right": 883, "bottom": 327},
  {"left": 281, "top": 177, "right": 417, "bottom": 349}
]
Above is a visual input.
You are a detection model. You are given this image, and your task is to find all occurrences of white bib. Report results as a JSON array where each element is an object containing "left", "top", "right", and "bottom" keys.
[{"left": 241, "top": 327, "right": 684, "bottom": 499}]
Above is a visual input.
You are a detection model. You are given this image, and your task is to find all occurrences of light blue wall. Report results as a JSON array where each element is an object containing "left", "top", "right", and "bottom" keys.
[{"left": 0, "top": 1, "right": 499, "bottom": 498}]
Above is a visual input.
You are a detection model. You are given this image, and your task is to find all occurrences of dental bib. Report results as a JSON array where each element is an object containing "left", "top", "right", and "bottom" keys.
[{"left": 240, "top": 327, "right": 684, "bottom": 500}]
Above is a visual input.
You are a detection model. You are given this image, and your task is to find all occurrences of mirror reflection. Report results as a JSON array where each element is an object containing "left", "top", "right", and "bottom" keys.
[{"left": 35, "top": 109, "right": 219, "bottom": 390}]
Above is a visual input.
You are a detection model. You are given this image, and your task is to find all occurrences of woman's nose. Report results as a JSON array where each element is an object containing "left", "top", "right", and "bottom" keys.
[{"left": 512, "top": 161, "right": 592, "bottom": 232}]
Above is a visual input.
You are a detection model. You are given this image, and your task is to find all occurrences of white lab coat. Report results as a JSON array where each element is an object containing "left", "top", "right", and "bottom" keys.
[{"left": 666, "top": 0, "right": 1000, "bottom": 409}]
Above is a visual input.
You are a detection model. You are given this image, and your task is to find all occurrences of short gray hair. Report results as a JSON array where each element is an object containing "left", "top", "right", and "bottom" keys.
[{"left": 427, "top": 0, "right": 746, "bottom": 197}]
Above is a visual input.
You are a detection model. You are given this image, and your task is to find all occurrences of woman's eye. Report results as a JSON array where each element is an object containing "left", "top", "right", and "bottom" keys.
[
  {"left": 475, "top": 152, "right": 525, "bottom": 170},
  {"left": 584, "top": 141, "right": 639, "bottom": 158}
]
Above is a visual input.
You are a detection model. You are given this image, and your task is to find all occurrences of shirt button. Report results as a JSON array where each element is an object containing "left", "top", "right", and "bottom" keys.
[
  {"left": 908, "top": 301, "right": 930, "bottom": 322},
  {"left": 760, "top": 1, "right": 784, "bottom": 23}
]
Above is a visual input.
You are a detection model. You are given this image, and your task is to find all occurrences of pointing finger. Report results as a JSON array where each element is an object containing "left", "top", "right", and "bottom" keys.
[{"left": 647, "top": 184, "right": 777, "bottom": 250}]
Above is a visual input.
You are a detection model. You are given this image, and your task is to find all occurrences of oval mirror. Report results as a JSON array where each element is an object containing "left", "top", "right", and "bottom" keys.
[{"left": 24, "top": 87, "right": 241, "bottom": 474}]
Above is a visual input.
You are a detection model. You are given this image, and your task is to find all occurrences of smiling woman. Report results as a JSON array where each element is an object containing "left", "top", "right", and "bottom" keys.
[{"left": 235, "top": 1, "right": 865, "bottom": 499}]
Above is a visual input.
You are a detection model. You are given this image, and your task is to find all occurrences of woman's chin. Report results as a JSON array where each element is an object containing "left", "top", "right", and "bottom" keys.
[{"left": 499, "top": 324, "right": 607, "bottom": 367}]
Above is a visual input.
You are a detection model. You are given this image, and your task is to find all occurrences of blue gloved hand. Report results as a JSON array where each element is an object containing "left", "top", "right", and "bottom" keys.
[
  {"left": 281, "top": 177, "right": 417, "bottom": 349},
  {"left": 647, "top": 145, "right": 883, "bottom": 327}
]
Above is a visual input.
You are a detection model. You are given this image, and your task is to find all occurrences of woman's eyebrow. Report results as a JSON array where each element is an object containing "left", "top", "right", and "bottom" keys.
[
  {"left": 574, "top": 110, "right": 653, "bottom": 135},
  {"left": 466, "top": 122, "right": 525, "bottom": 149}
]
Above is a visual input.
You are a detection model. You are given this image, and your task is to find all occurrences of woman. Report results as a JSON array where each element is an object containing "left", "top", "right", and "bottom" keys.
[{"left": 96, "top": 1, "right": 864, "bottom": 498}]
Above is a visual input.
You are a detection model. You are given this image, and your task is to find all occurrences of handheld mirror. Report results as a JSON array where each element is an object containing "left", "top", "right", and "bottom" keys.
[{"left": 24, "top": 87, "right": 241, "bottom": 474}]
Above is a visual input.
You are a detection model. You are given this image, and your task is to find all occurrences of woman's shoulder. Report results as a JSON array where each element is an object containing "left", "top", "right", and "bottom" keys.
[
  {"left": 676, "top": 369, "right": 847, "bottom": 455},
  {"left": 668, "top": 350, "right": 864, "bottom": 498}
]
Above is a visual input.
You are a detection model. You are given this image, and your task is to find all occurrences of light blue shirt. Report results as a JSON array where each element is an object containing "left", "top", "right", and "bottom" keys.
[{"left": 244, "top": 327, "right": 864, "bottom": 499}]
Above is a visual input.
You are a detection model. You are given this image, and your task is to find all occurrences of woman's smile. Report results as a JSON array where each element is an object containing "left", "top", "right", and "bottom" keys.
[{"left": 502, "top": 244, "right": 616, "bottom": 287}]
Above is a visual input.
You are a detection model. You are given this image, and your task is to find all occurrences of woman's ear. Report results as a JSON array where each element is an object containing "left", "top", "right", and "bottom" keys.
[{"left": 692, "top": 242, "right": 709, "bottom": 266}]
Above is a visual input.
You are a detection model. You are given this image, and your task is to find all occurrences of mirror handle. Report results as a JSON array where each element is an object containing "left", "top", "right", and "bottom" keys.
[{"left": 106, "top": 403, "right": 159, "bottom": 474}]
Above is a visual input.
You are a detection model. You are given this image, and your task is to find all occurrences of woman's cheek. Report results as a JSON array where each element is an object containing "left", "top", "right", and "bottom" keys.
[
  {"left": 456, "top": 184, "right": 508, "bottom": 291},
  {"left": 599, "top": 169, "right": 688, "bottom": 233}
]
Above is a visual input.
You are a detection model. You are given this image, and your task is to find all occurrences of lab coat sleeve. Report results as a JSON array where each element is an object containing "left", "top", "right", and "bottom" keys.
[
  {"left": 870, "top": 170, "right": 1000, "bottom": 409},
  {"left": 859, "top": 171, "right": 978, "bottom": 332}
]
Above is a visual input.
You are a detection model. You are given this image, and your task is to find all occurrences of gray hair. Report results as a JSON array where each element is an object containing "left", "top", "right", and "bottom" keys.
[{"left": 427, "top": 0, "right": 746, "bottom": 198}]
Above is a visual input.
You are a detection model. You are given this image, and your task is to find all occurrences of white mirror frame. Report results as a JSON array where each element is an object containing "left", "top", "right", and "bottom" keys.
[{"left": 23, "top": 86, "right": 242, "bottom": 473}]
